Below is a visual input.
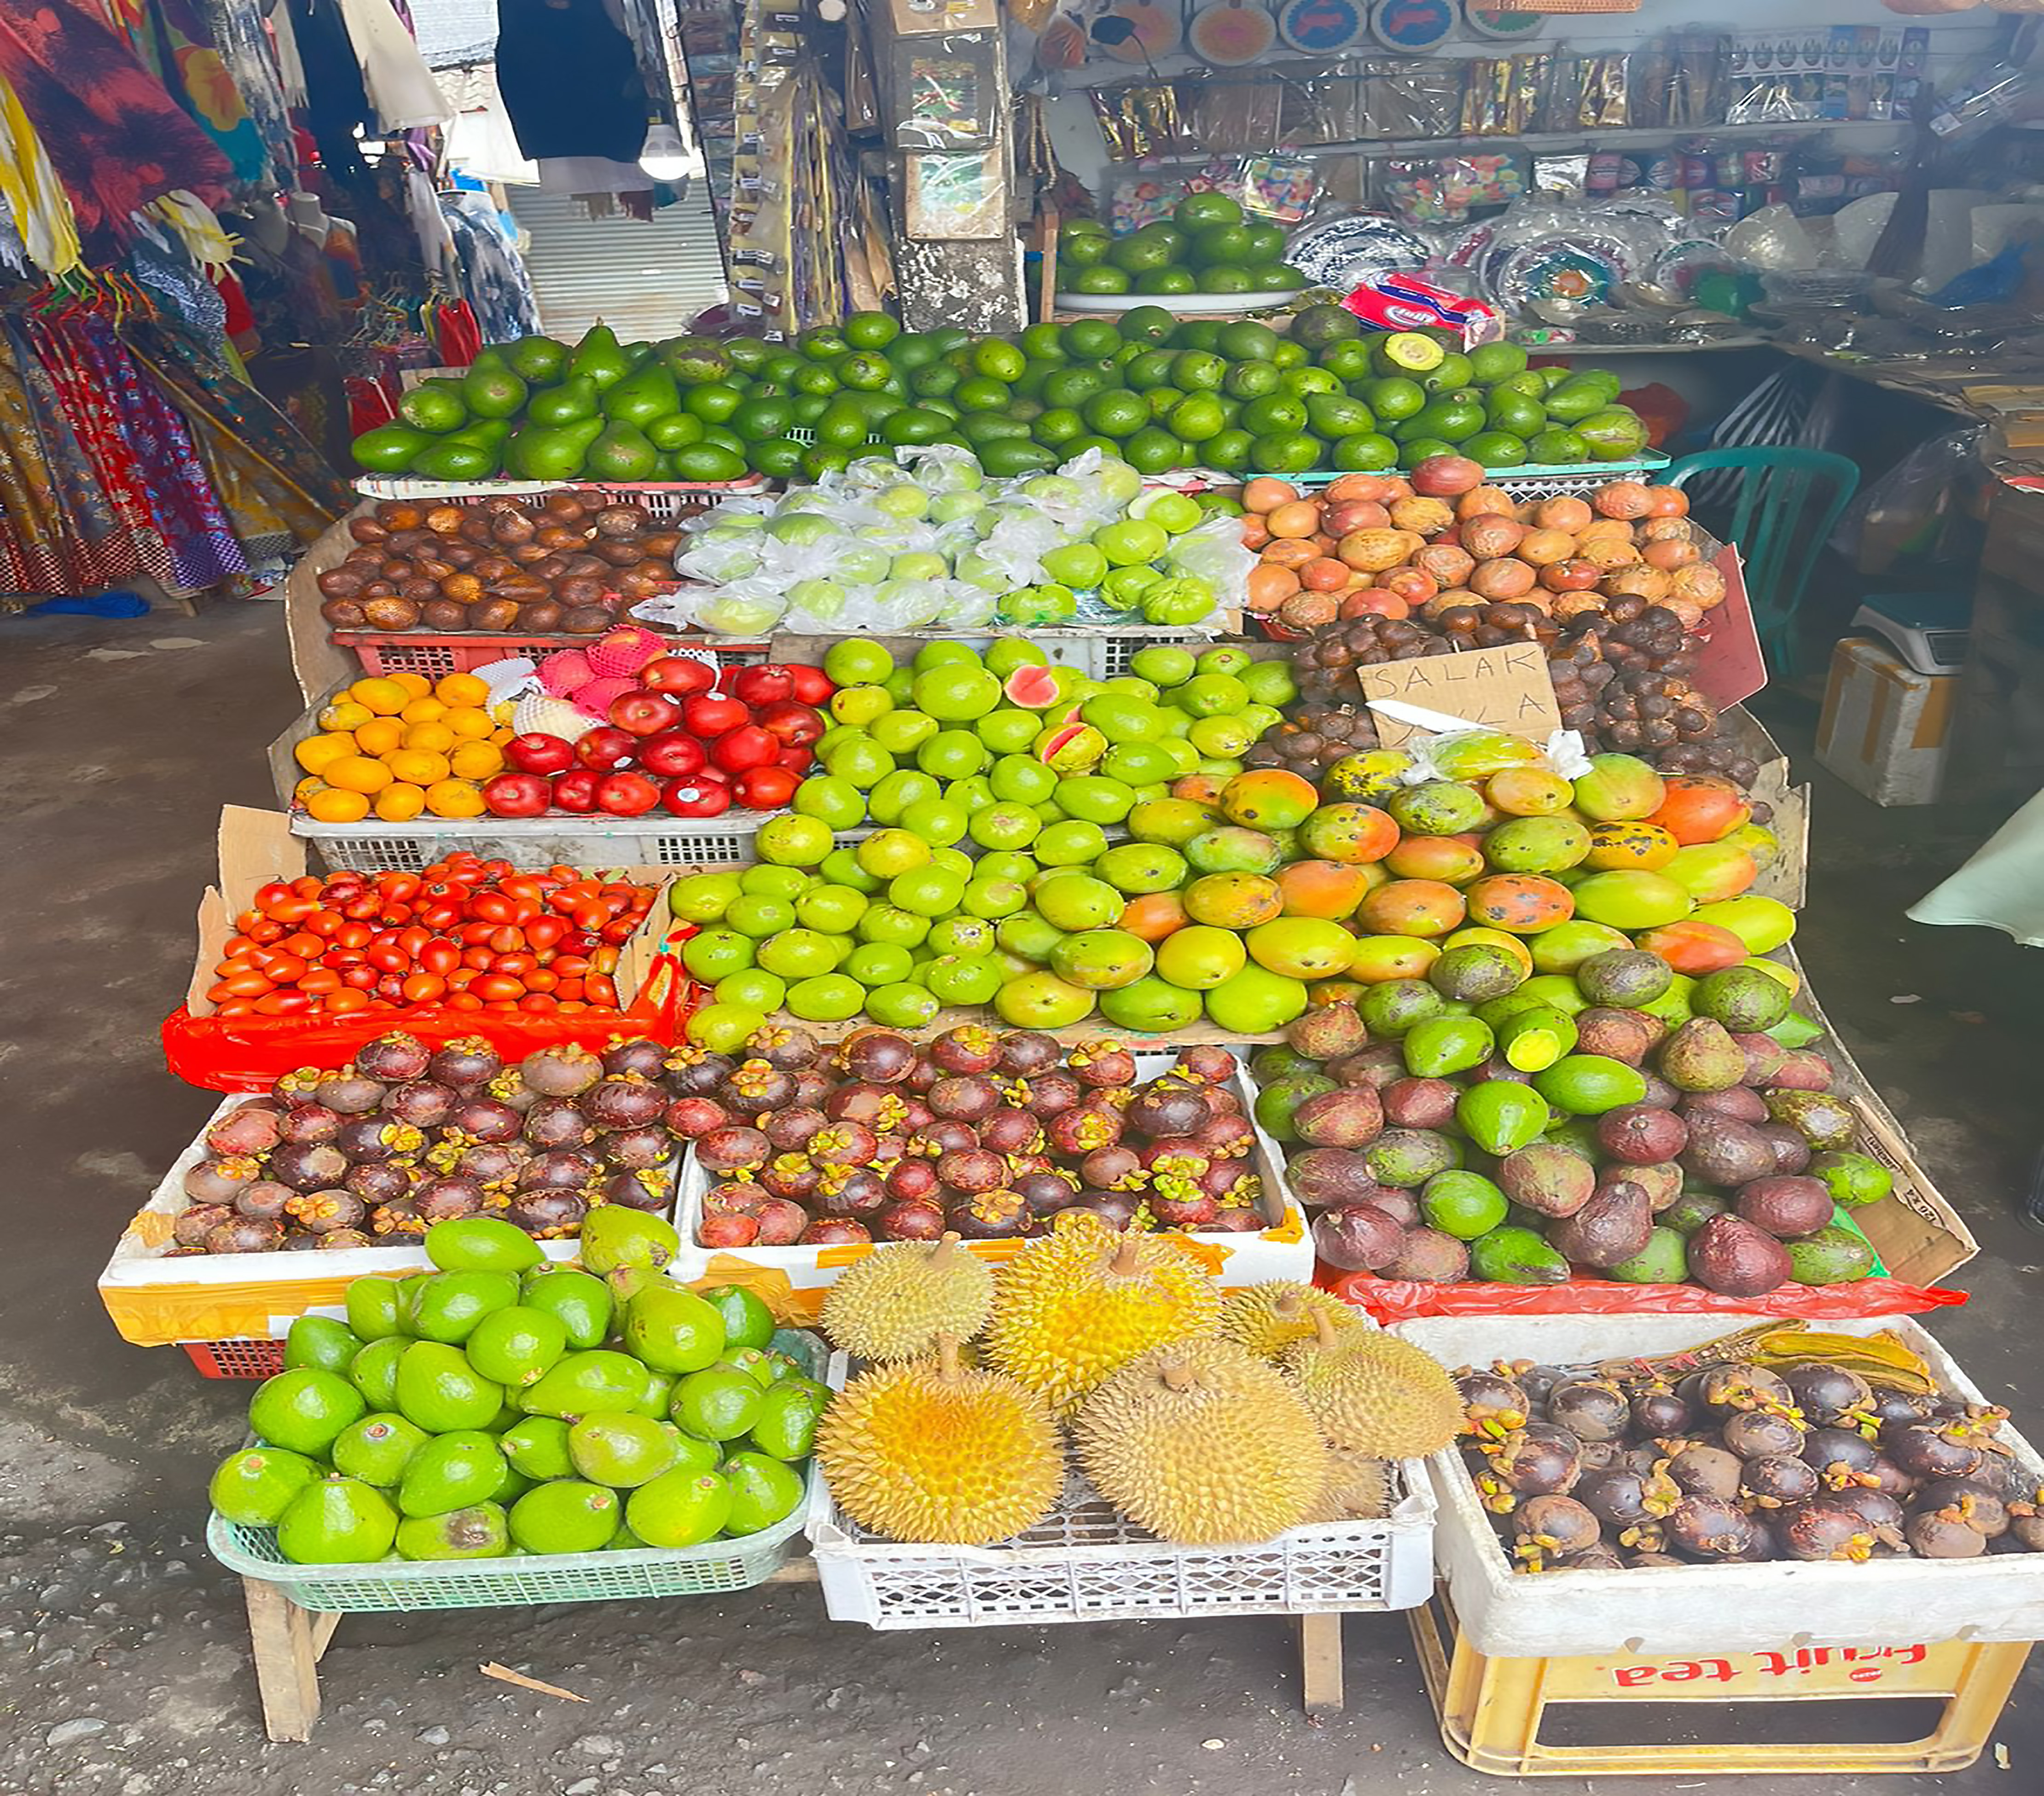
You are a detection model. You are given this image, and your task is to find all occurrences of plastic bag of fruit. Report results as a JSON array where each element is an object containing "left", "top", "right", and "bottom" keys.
[
  {"left": 1383, "top": 719, "right": 1594, "bottom": 785},
  {"left": 1155, "top": 511, "right": 1253, "bottom": 613}
]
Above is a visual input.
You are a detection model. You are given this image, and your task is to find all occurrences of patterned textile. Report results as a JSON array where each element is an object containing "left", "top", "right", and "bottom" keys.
[
  {"left": 200, "top": 0, "right": 297, "bottom": 186},
  {"left": 130, "top": 0, "right": 275, "bottom": 184},
  {"left": 0, "top": 321, "right": 133, "bottom": 594},
  {"left": 441, "top": 189, "right": 540, "bottom": 342}
]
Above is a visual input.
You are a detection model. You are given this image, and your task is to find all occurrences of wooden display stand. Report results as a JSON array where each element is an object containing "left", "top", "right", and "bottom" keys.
[
  {"left": 1411, "top": 1593, "right": 2029, "bottom": 1779},
  {"left": 238, "top": 1565, "right": 1350, "bottom": 1740}
]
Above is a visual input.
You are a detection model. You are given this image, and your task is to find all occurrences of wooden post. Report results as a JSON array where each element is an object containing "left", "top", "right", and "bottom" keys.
[
  {"left": 243, "top": 1577, "right": 338, "bottom": 1743},
  {"left": 1299, "top": 1611, "right": 1344, "bottom": 1714}
]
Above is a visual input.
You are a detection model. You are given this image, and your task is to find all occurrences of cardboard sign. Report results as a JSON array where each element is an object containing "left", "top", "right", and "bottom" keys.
[
  {"left": 1687, "top": 545, "right": 1766, "bottom": 709},
  {"left": 1354, "top": 641, "right": 1561, "bottom": 745}
]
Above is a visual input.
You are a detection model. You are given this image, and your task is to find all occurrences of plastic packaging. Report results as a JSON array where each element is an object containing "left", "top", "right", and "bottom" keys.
[
  {"left": 1332, "top": 1270, "right": 1968, "bottom": 1324},
  {"left": 1831, "top": 426, "right": 1982, "bottom": 572}
]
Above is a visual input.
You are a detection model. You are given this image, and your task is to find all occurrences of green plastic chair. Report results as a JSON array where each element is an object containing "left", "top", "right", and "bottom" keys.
[{"left": 1662, "top": 446, "right": 1860, "bottom": 678}]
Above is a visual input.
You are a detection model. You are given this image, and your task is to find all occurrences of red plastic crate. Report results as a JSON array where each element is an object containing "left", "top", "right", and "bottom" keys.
[
  {"left": 330, "top": 631, "right": 771, "bottom": 680},
  {"left": 183, "top": 1339, "right": 286, "bottom": 1379}
]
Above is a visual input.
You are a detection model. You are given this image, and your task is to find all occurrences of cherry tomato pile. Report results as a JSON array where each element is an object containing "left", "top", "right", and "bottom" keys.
[
  {"left": 482, "top": 658, "right": 833, "bottom": 822},
  {"left": 207, "top": 859, "right": 658, "bottom": 1017}
]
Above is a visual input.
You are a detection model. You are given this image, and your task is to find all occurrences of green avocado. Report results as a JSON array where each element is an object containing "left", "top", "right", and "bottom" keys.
[
  {"left": 505, "top": 415, "right": 603, "bottom": 481},
  {"left": 460, "top": 364, "right": 528, "bottom": 419},
  {"left": 584, "top": 421, "right": 660, "bottom": 481},
  {"left": 603, "top": 361, "right": 680, "bottom": 427},
  {"left": 569, "top": 322, "right": 632, "bottom": 390},
  {"left": 528, "top": 374, "right": 600, "bottom": 426}
]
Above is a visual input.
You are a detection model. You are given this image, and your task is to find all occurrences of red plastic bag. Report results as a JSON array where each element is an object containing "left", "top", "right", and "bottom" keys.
[
  {"left": 1322, "top": 1268, "right": 1969, "bottom": 1325},
  {"left": 162, "top": 957, "right": 684, "bottom": 1092}
]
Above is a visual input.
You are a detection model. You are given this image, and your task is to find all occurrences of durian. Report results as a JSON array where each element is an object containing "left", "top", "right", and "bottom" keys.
[
  {"left": 819, "top": 1232, "right": 994, "bottom": 1361},
  {"left": 1278, "top": 1312, "right": 1463, "bottom": 1460},
  {"left": 1074, "top": 1339, "right": 1325, "bottom": 1545},
  {"left": 1301, "top": 1449, "right": 1398, "bottom": 1524},
  {"left": 816, "top": 1336, "right": 1062, "bottom": 1545},
  {"left": 1216, "top": 1280, "right": 1359, "bottom": 1360},
  {"left": 984, "top": 1211, "right": 1221, "bottom": 1414}
]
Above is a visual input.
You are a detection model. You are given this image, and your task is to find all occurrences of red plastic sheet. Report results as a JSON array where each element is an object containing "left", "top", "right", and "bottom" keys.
[
  {"left": 162, "top": 957, "right": 684, "bottom": 1092},
  {"left": 1323, "top": 1269, "right": 1970, "bottom": 1325}
]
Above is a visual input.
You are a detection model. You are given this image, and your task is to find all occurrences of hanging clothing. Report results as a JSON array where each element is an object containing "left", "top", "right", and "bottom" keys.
[
  {"left": 495, "top": 0, "right": 649, "bottom": 165},
  {"left": 0, "top": 71, "right": 79, "bottom": 276},
  {"left": 0, "top": 0, "right": 232, "bottom": 259},
  {"left": 335, "top": 0, "right": 449, "bottom": 131},
  {"left": 440, "top": 188, "right": 540, "bottom": 341},
  {"left": 128, "top": 0, "right": 274, "bottom": 184},
  {"left": 0, "top": 318, "right": 134, "bottom": 594},
  {"left": 289, "top": 0, "right": 373, "bottom": 179},
  {"left": 201, "top": 0, "right": 298, "bottom": 186}
]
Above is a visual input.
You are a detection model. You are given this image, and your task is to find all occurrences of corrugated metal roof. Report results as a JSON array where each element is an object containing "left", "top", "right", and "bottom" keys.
[
  {"left": 409, "top": 0, "right": 498, "bottom": 64},
  {"left": 506, "top": 185, "right": 728, "bottom": 342}
]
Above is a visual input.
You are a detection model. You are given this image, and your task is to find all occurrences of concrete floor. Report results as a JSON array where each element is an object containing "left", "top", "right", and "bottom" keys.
[{"left": 3, "top": 604, "right": 2042, "bottom": 1795}]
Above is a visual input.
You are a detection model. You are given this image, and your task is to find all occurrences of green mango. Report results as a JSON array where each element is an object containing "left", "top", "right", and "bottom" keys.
[
  {"left": 351, "top": 423, "right": 431, "bottom": 472},
  {"left": 393, "top": 1341, "right": 503, "bottom": 1434},
  {"left": 1455, "top": 1082, "right": 1550, "bottom": 1157},
  {"left": 504, "top": 334, "right": 569, "bottom": 384},
  {"left": 428, "top": 1216, "right": 543, "bottom": 1274},
  {"left": 395, "top": 1502, "right": 510, "bottom": 1560},
  {"left": 1469, "top": 1226, "right": 1571, "bottom": 1285},
  {"left": 331, "top": 1412, "right": 430, "bottom": 1487},
  {"left": 499, "top": 1415, "right": 575, "bottom": 1480},
  {"left": 344, "top": 1276, "right": 403, "bottom": 1341},
  {"left": 602, "top": 361, "right": 680, "bottom": 426},
  {"left": 519, "top": 1350, "right": 650, "bottom": 1418},
  {"left": 748, "top": 1382, "right": 825, "bottom": 1461},
  {"left": 720, "top": 1451, "right": 805, "bottom": 1534},
  {"left": 347, "top": 1336, "right": 408, "bottom": 1409},
  {"left": 403, "top": 1270, "right": 520, "bottom": 1344},
  {"left": 568, "top": 323, "right": 632, "bottom": 390},
  {"left": 276, "top": 1477, "right": 397, "bottom": 1564},
  {"left": 568, "top": 1413, "right": 679, "bottom": 1487},
  {"left": 528, "top": 374, "right": 601, "bottom": 425},
  {"left": 283, "top": 1314, "right": 361, "bottom": 1375},
  {"left": 521, "top": 1267, "right": 612, "bottom": 1347},
  {"left": 506, "top": 416, "right": 603, "bottom": 481},
  {"left": 463, "top": 1304, "right": 567, "bottom": 1388},
  {"left": 396, "top": 377, "right": 468, "bottom": 433},
  {"left": 584, "top": 421, "right": 660, "bottom": 481},
  {"left": 579, "top": 1207, "right": 679, "bottom": 1274},
  {"left": 209, "top": 1447, "right": 320, "bottom": 1526},
  {"left": 647, "top": 411, "right": 706, "bottom": 451},
  {"left": 620, "top": 1279, "right": 726, "bottom": 1374},
  {"left": 398, "top": 1430, "right": 512, "bottom": 1518},
  {"left": 410, "top": 437, "right": 499, "bottom": 481}
]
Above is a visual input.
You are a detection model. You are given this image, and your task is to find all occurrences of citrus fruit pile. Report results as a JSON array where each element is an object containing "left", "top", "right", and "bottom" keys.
[
  {"left": 670, "top": 451, "right": 1236, "bottom": 638},
  {"left": 787, "top": 637, "right": 1295, "bottom": 836},
  {"left": 1257, "top": 930, "right": 1886, "bottom": 1299},
  {"left": 1057, "top": 192, "right": 1312, "bottom": 300},
  {"left": 207, "top": 1214, "right": 823, "bottom": 1564},
  {"left": 349, "top": 271, "right": 1649, "bottom": 488},
  {"left": 292, "top": 673, "right": 511, "bottom": 825}
]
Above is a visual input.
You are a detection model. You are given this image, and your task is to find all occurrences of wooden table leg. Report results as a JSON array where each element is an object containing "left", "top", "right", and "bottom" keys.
[
  {"left": 243, "top": 1577, "right": 335, "bottom": 1742},
  {"left": 1299, "top": 1612, "right": 1344, "bottom": 1715}
]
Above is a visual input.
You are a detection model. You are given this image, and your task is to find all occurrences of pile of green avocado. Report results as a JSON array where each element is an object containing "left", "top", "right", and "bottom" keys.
[
  {"left": 351, "top": 302, "right": 1653, "bottom": 488},
  {"left": 207, "top": 1212, "right": 822, "bottom": 1566}
]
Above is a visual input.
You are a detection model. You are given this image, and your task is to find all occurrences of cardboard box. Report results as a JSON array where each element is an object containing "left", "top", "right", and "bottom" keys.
[{"left": 1816, "top": 636, "right": 1954, "bottom": 806}]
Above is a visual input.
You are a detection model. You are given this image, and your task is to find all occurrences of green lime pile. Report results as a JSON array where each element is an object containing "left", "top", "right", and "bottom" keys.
[
  {"left": 207, "top": 1213, "right": 824, "bottom": 1566},
  {"left": 1057, "top": 193, "right": 1311, "bottom": 299}
]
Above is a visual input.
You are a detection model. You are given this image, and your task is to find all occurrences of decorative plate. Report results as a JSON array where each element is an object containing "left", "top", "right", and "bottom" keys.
[
  {"left": 1277, "top": 0, "right": 1371, "bottom": 53},
  {"left": 1284, "top": 211, "right": 1431, "bottom": 289},
  {"left": 1187, "top": 0, "right": 1277, "bottom": 64},
  {"left": 1493, "top": 235, "right": 1631, "bottom": 312},
  {"left": 1092, "top": 0, "right": 1185, "bottom": 63},
  {"left": 1461, "top": 1, "right": 1544, "bottom": 39},
  {"left": 1368, "top": 0, "right": 1456, "bottom": 52}
]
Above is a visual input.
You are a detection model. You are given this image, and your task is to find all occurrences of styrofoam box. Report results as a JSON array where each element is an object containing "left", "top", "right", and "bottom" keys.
[
  {"left": 805, "top": 1348, "right": 1437, "bottom": 1628},
  {"left": 99, "top": 1095, "right": 677, "bottom": 1347},
  {"left": 1394, "top": 1312, "right": 2044, "bottom": 1661},
  {"left": 668, "top": 1050, "right": 1312, "bottom": 1296}
]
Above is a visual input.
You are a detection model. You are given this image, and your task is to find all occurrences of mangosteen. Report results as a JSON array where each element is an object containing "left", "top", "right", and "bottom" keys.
[
  {"left": 1196, "top": 1113, "right": 1255, "bottom": 1162},
  {"left": 885, "top": 1158, "right": 941, "bottom": 1204},
  {"left": 428, "top": 1038, "right": 502, "bottom": 1089},
  {"left": 979, "top": 1107, "right": 1044, "bottom": 1157},
  {"left": 791, "top": 1068, "right": 835, "bottom": 1111},
  {"left": 456, "top": 1142, "right": 526, "bottom": 1185},
  {"left": 1722, "top": 1410, "right": 1806, "bottom": 1460},
  {"left": 1508, "top": 1363, "right": 1569, "bottom": 1407},
  {"left": 205, "top": 1216, "right": 285, "bottom": 1253},
  {"left": 598, "top": 1124, "right": 672, "bottom": 1171},
  {"left": 928, "top": 1075, "right": 1003, "bottom": 1125},
  {"left": 370, "top": 1199, "right": 423, "bottom": 1237},
  {"left": 998, "top": 1032, "right": 1063, "bottom": 1078},
  {"left": 1063, "top": 1192, "right": 1139, "bottom": 1231},
  {"left": 826, "top": 1082, "right": 906, "bottom": 1129},
  {"left": 903, "top": 1058, "right": 941, "bottom": 1096},
  {"left": 1773, "top": 1499, "right": 1881, "bottom": 1563},
  {"left": 1780, "top": 1362, "right": 1874, "bottom": 1428},
  {"left": 1013, "top": 1169, "right": 1079, "bottom": 1216},
  {"left": 444, "top": 1098, "right": 519, "bottom": 1144},
  {"left": 667, "top": 1096, "right": 732, "bottom": 1141},
  {"left": 703, "top": 1181, "right": 766, "bottom": 1218},
  {"left": 759, "top": 1155, "right": 821, "bottom": 1202},
  {"left": 1124, "top": 1085, "right": 1211, "bottom": 1140},
  {"left": 1046, "top": 1106, "right": 1123, "bottom": 1157},
  {"left": 1576, "top": 1441, "right": 1624, "bottom": 1473},
  {"left": 1869, "top": 1388, "right": 1936, "bottom": 1430},
  {"left": 345, "top": 1161, "right": 412, "bottom": 1206},
  {"left": 1197, "top": 1160, "right": 1254, "bottom": 1203},
  {"left": 598, "top": 1038, "right": 667, "bottom": 1081},
  {"left": 491, "top": 1067, "right": 540, "bottom": 1113},
  {"left": 1831, "top": 1486, "right": 1907, "bottom": 1534},
  {"left": 1915, "top": 1479, "right": 2010, "bottom": 1537},
  {"left": 584, "top": 1073, "right": 670, "bottom": 1130},
  {"left": 206, "top": 1104, "right": 283, "bottom": 1158},
  {"left": 1513, "top": 1494, "right": 1603, "bottom": 1563},
  {"left": 173, "top": 1204, "right": 234, "bottom": 1248},
  {"left": 1574, "top": 1465, "right": 1679, "bottom": 1534},
  {"left": 272, "top": 1068, "right": 324, "bottom": 1107},
  {"left": 1885, "top": 1421, "right": 1987, "bottom": 1482},
  {"left": 276, "top": 1103, "right": 342, "bottom": 1145},
  {"left": 1149, "top": 1186, "right": 1220, "bottom": 1230},
  {"left": 1665, "top": 1494, "right": 1760, "bottom": 1560},
  {"left": 1627, "top": 1551, "right": 1688, "bottom": 1569},
  {"left": 517, "top": 1046, "right": 602, "bottom": 1101},
  {"left": 755, "top": 1105, "right": 822, "bottom": 1155},
  {"left": 233, "top": 1180, "right": 296, "bottom": 1222},
  {"left": 414, "top": 1176, "right": 486, "bottom": 1222},
  {"left": 314, "top": 1073, "right": 386, "bottom": 1115},
  {"left": 1018, "top": 1070, "right": 1081, "bottom": 1118},
  {"left": 527, "top": 1099, "right": 598, "bottom": 1151},
  {"left": 506, "top": 1189, "right": 586, "bottom": 1236},
  {"left": 1477, "top": 1427, "right": 1582, "bottom": 1510},
  {"left": 1457, "top": 1370, "right": 1529, "bottom": 1433},
  {"left": 267, "top": 1142, "right": 350, "bottom": 1192},
  {"left": 317, "top": 1227, "right": 375, "bottom": 1250},
  {"left": 839, "top": 1029, "right": 919, "bottom": 1084},
  {"left": 1803, "top": 1428, "right": 1882, "bottom": 1491},
  {"left": 907, "top": 1122, "right": 975, "bottom": 1160},
  {"left": 936, "top": 1147, "right": 1007, "bottom": 1196},
  {"left": 1203, "top": 1204, "right": 1262, "bottom": 1234},
  {"left": 946, "top": 1189, "right": 1030, "bottom": 1239},
  {"left": 1906, "top": 1509, "right": 1988, "bottom": 1559},
  {"left": 289, "top": 1189, "right": 368, "bottom": 1233},
  {"left": 1629, "top": 1383, "right": 1690, "bottom": 1436},
  {"left": 356, "top": 1032, "right": 431, "bottom": 1082},
  {"left": 816, "top": 1168, "right": 888, "bottom": 1219},
  {"left": 1080, "top": 1145, "right": 1144, "bottom": 1191},
  {"left": 811, "top": 1121, "right": 880, "bottom": 1167},
  {"left": 384, "top": 1081, "right": 457, "bottom": 1130},
  {"left": 1069, "top": 1040, "right": 1137, "bottom": 1089},
  {"left": 182, "top": 1158, "right": 257, "bottom": 1206},
  {"left": 876, "top": 1197, "right": 948, "bottom": 1240},
  {"left": 697, "top": 1127, "right": 770, "bottom": 1175},
  {"left": 601, "top": 1168, "right": 672, "bottom": 1212},
  {"left": 1665, "top": 1443, "right": 1742, "bottom": 1500},
  {"left": 745, "top": 1023, "right": 821, "bottom": 1071},
  {"left": 1173, "top": 1043, "right": 1237, "bottom": 1084},
  {"left": 334, "top": 1116, "right": 421, "bottom": 1164},
  {"left": 667, "top": 1051, "right": 734, "bottom": 1099},
  {"left": 1692, "top": 1362, "right": 1796, "bottom": 1418},
  {"left": 928, "top": 1023, "right": 1002, "bottom": 1076},
  {"left": 1741, "top": 1454, "right": 1821, "bottom": 1508},
  {"left": 800, "top": 1217, "right": 873, "bottom": 1247},
  {"left": 518, "top": 1149, "right": 602, "bottom": 1191},
  {"left": 1547, "top": 1379, "right": 1629, "bottom": 1443}
]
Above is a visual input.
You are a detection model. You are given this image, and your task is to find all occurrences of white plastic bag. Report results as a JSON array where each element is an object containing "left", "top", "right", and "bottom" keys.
[{"left": 1161, "top": 512, "right": 1254, "bottom": 611}]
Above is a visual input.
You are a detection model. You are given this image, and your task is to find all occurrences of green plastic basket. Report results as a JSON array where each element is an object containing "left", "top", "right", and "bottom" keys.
[{"left": 206, "top": 1328, "right": 823, "bottom": 1614}]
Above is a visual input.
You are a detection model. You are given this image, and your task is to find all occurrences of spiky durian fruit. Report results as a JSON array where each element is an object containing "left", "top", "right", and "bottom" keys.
[
  {"left": 816, "top": 1336, "right": 1062, "bottom": 1545},
  {"left": 819, "top": 1232, "right": 994, "bottom": 1361},
  {"left": 1278, "top": 1312, "right": 1462, "bottom": 1460},
  {"left": 1301, "top": 1449, "right": 1398, "bottom": 1524},
  {"left": 1216, "top": 1280, "right": 1359, "bottom": 1361},
  {"left": 983, "top": 1211, "right": 1220, "bottom": 1414},
  {"left": 1073, "top": 1339, "right": 1325, "bottom": 1545}
]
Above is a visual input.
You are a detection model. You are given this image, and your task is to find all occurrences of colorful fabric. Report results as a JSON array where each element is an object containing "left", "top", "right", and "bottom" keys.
[
  {"left": 0, "top": 71, "right": 78, "bottom": 275},
  {"left": 0, "top": 321, "right": 134, "bottom": 595},
  {"left": 0, "top": 0, "right": 232, "bottom": 259},
  {"left": 200, "top": 0, "right": 297, "bottom": 185},
  {"left": 133, "top": 0, "right": 273, "bottom": 184}
]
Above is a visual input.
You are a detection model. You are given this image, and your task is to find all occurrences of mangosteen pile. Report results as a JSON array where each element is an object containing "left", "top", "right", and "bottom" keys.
[
  {"left": 168, "top": 1033, "right": 683, "bottom": 1254},
  {"left": 664, "top": 1024, "right": 1264, "bottom": 1246},
  {"left": 1458, "top": 1356, "right": 2044, "bottom": 1572}
]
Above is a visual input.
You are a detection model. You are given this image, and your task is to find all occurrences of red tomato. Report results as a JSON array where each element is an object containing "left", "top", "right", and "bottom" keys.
[
  {"left": 401, "top": 972, "right": 447, "bottom": 1003},
  {"left": 326, "top": 989, "right": 373, "bottom": 1014}
]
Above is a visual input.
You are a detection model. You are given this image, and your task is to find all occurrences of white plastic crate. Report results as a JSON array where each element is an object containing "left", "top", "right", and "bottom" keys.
[
  {"left": 1395, "top": 1312, "right": 2044, "bottom": 1662},
  {"left": 290, "top": 811, "right": 771, "bottom": 873},
  {"left": 668, "top": 1048, "right": 1313, "bottom": 1299},
  {"left": 806, "top": 1348, "right": 1436, "bottom": 1627},
  {"left": 352, "top": 478, "right": 768, "bottom": 522}
]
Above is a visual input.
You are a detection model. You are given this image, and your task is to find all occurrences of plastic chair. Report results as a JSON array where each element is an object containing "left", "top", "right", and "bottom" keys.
[{"left": 1662, "top": 446, "right": 1860, "bottom": 678}]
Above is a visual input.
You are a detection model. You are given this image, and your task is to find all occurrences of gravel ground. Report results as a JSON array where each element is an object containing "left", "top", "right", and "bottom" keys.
[{"left": 1, "top": 606, "right": 2040, "bottom": 1795}]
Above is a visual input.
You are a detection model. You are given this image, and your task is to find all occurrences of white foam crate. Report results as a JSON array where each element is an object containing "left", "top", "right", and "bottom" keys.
[
  {"left": 667, "top": 1048, "right": 1313, "bottom": 1296},
  {"left": 99, "top": 1093, "right": 678, "bottom": 1348},
  {"left": 806, "top": 1348, "right": 1437, "bottom": 1627},
  {"left": 1394, "top": 1311, "right": 2044, "bottom": 1661}
]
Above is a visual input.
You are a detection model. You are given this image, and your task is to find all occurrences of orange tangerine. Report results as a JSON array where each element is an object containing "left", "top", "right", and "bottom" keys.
[
  {"left": 348, "top": 676, "right": 411, "bottom": 715},
  {"left": 402, "top": 721, "right": 457, "bottom": 754},
  {"left": 374, "top": 782, "right": 428, "bottom": 822},
  {"left": 398, "top": 696, "right": 447, "bottom": 725},
  {"left": 319, "top": 699, "right": 373, "bottom": 733},
  {"left": 294, "top": 734, "right": 354, "bottom": 774},
  {"left": 444, "top": 707, "right": 494, "bottom": 740},
  {"left": 425, "top": 777, "right": 486, "bottom": 818},
  {"left": 388, "top": 671, "right": 433, "bottom": 697},
  {"left": 386, "top": 748, "right": 451, "bottom": 786},
  {"left": 449, "top": 741, "right": 505, "bottom": 780},
  {"left": 325, "top": 755, "right": 395, "bottom": 794},
  {"left": 353, "top": 717, "right": 405, "bottom": 757},
  {"left": 435, "top": 672, "right": 491, "bottom": 708},
  {"left": 305, "top": 788, "right": 372, "bottom": 823}
]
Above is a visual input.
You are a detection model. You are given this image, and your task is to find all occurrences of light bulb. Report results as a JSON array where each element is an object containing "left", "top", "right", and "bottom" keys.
[{"left": 639, "top": 122, "right": 695, "bottom": 181}]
